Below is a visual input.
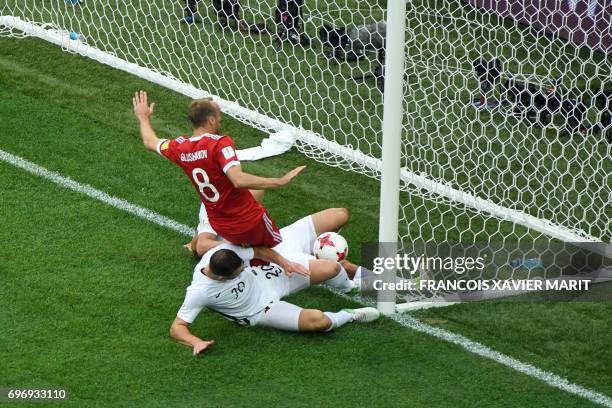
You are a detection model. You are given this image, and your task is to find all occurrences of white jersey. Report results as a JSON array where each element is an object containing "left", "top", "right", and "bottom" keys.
[
  {"left": 180, "top": 214, "right": 319, "bottom": 326},
  {"left": 177, "top": 244, "right": 278, "bottom": 326}
]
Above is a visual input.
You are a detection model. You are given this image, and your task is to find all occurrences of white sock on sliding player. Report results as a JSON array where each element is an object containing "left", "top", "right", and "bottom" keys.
[
  {"left": 326, "top": 264, "right": 354, "bottom": 293},
  {"left": 324, "top": 310, "right": 352, "bottom": 331}
]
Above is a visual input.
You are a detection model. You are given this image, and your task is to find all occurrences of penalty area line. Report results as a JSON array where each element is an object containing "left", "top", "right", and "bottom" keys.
[{"left": 2, "top": 148, "right": 611, "bottom": 408}]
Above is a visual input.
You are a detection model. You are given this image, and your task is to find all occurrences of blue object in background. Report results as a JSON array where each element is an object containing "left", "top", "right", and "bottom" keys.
[
  {"left": 68, "top": 32, "right": 85, "bottom": 41},
  {"left": 66, "top": 0, "right": 80, "bottom": 5},
  {"left": 510, "top": 258, "right": 544, "bottom": 269}
]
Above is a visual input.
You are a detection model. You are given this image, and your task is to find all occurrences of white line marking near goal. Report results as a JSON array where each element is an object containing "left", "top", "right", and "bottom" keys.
[
  {"left": 1, "top": 148, "right": 611, "bottom": 408},
  {"left": 392, "top": 314, "right": 612, "bottom": 407},
  {"left": 339, "top": 290, "right": 612, "bottom": 407},
  {"left": 0, "top": 149, "right": 193, "bottom": 237}
]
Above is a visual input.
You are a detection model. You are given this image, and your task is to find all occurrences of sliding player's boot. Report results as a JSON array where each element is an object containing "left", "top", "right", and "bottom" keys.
[{"left": 343, "top": 307, "right": 380, "bottom": 323}]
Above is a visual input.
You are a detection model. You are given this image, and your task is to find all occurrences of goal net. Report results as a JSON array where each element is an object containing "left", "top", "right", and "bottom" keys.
[{"left": 2, "top": 0, "right": 610, "bottom": 307}]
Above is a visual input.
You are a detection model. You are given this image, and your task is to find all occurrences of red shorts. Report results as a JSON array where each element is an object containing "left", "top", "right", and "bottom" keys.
[{"left": 219, "top": 211, "right": 283, "bottom": 247}]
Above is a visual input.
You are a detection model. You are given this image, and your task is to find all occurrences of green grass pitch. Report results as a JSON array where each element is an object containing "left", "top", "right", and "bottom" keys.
[{"left": 0, "top": 34, "right": 610, "bottom": 407}]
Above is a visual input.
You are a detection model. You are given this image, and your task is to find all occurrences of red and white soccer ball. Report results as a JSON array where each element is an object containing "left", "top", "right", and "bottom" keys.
[{"left": 313, "top": 232, "right": 348, "bottom": 261}]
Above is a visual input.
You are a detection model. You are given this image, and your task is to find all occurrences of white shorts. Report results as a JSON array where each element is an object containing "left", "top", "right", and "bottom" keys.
[
  {"left": 275, "top": 215, "right": 318, "bottom": 256},
  {"left": 255, "top": 301, "right": 303, "bottom": 331},
  {"left": 196, "top": 204, "right": 217, "bottom": 236}
]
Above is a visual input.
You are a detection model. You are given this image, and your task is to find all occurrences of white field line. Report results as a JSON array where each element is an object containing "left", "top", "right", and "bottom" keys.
[
  {"left": 392, "top": 313, "right": 612, "bottom": 407},
  {"left": 1, "top": 148, "right": 611, "bottom": 408},
  {"left": 0, "top": 149, "right": 192, "bottom": 237}
]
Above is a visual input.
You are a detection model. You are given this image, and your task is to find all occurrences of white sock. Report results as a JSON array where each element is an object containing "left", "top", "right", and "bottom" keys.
[
  {"left": 354, "top": 266, "right": 363, "bottom": 281},
  {"left": 323, "top": 310, "right": 352, "bottom": 331},
  {"left": 325, "top": 264, "right": 353, "bottom": 293}
]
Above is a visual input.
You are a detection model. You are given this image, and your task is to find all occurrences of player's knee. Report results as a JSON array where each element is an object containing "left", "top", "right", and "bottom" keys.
[
  {"left": 331, "top": 261, "right": 341, "bottom": 276},
  {"left": 324, "top": 260, "right": 341, "bottom": 282},
  {"left": 336, "top": 207, "right": 350, "bottom": 225},
  {"left": 299, "top": 310, "right": 332, "bottom": 332},
  {"left": 328, "top": 207, "right": 349, "bottom": 228},
  {"left": 322, "top": 259, "right": 341, "bottom": 278}
]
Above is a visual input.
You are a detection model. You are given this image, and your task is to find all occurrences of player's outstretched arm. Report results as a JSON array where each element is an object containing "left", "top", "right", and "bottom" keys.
[
  {"left": 132, "top": 90, "right": 161, "bottom": 152},
  {"left": 169, "top": 317, "right": 215, "bottom": 356},
  {"left": 186, "top": 232, "right": 224, "bottom": 258},
  {"left": 253, "top": 246, "right": 310, "bottom": 277},
  {"left": 225, "top": 165, "right": 306, "bottom": 190}
]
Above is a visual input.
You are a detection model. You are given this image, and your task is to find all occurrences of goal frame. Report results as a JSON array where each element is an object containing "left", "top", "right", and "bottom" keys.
[{"left": 1, "top": 1, "right": 609, "bottom": 313}]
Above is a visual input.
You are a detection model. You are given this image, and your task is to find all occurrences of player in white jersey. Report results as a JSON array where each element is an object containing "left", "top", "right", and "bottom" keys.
[{"left": 170, "top": 217, "right": 379, "bottom": 355}]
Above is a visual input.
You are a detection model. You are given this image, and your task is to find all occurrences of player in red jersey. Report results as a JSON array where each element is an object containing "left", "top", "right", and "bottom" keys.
[{"left": 132, "top": 91, "right": 305, "bottom": 248}]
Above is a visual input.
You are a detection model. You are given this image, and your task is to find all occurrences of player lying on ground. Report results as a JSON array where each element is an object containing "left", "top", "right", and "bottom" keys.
[
  {"left": 132, "top": 90, "right": 304, "bottom": 247},
  {"left": 170, "top": 216, "right": 378, "bottom": 355}
]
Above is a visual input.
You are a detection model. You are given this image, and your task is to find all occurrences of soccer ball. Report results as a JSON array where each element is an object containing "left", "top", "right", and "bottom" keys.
[{"left": 313, "top": 232, "right": 348, "bottom": 261}]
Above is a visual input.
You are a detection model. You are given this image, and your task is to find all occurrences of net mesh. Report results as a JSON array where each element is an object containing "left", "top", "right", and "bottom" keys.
[{"left": 2, "top": 0, "right": 610, "bottom": 301}]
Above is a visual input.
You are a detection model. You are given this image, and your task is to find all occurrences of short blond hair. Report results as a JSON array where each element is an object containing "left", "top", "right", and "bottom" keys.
[{"left": 188, "top": 97, "right": 218, "bottom": 128}]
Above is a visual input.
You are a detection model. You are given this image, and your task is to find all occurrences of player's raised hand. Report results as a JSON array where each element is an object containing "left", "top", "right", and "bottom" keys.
[
  {"left": 280, "top": 165, "right": 306, "bottom": 186},
  {"left": 193, "top": 339, "right": 215, "bottom": 356},
  {"left": 281, "top": 261, "right": 310, "bottom": 277},
  {"left": 132, "top": 90, "right": 155, "bottom": 121}
]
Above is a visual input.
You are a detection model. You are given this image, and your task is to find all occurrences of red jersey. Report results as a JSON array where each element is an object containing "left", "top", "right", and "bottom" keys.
[{"left": 157, "top": 134, "right": 265, "bottom": 236}]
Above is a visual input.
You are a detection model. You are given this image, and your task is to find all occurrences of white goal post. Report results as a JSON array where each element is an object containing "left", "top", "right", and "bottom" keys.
[
  {"left": 1, "top": 0, "right": 610, "bottom": 312},
  {"left": 377, "top": 0, "right": 407, "bottom": 315}
]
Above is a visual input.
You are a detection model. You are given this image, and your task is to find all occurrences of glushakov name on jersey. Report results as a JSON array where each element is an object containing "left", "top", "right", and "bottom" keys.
[
  {"left": 156, "top": 133, "right": 264, "bottom": 236},
  {"left": 180, "top": 150, "right": 208, "bottom": 162}
]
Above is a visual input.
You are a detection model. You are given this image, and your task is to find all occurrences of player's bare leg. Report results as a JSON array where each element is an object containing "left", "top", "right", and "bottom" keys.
[
  {"left": 297, "top": 307, "right": 379, "bottom": 332},
  {"left": 189, "top": 232, "right": 222, "bottom": 257},
  {"left": 300, "top": 261, "right": 379, "bottom": 331},
  {"left": 339, "top": 260, "right": 359, "bottom": 280},
  {"left": 339, "top": 259, "right": 381, "bottom": 289},
  {"left": 307, "top": 259, "right": 356, "bottom": 293},
  {"left": 307, "top": 259, "right": 341, "bottom": 284},
  {"left": 311, "top": 208, "right": 350, "bottom": 236},
  {"left": 298, "top": 309, "right": 335, "bottom": 331}
]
